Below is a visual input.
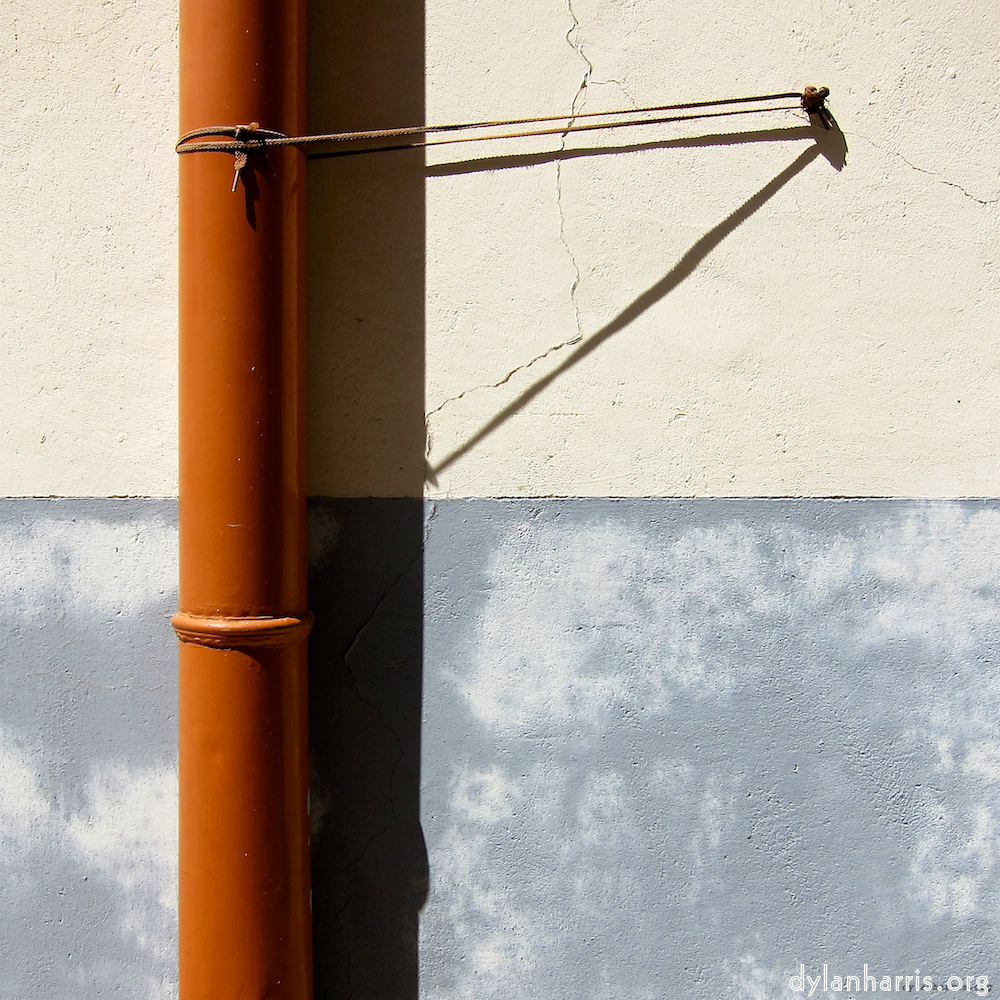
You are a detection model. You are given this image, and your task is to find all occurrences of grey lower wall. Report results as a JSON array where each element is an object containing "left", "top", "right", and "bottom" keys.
[
  {"left": 416, "top": 500, "right": 1000, "bottom": 1000},
  {"left": 0, "top": 499, "right": 178, "bottom": 1000},
  {"left": 2, "top": 499, "right": 998, "bottom": 998}
]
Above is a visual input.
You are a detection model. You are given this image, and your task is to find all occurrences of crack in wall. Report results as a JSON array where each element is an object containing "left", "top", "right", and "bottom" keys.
[
  {"left": 423, "top": 1, "right": 603, "bottom": 460},
  {"left": 555, "top": 169, "right": 585, "bottom": 347},
  {"left": 938, "top": 178, "right": 997, "bottom": 205},
  {"left": 423, "top": 8, "right": 645, "bottom": 463},
  {"left": 564, "top": 0, "right": 594, "bottom": 115},
  {"left": 855, "top": 132, "right": 998, "bottom": 205},
  {"left": 590, "top": 77, "right": 640, "bottom": 109},
  {"left": 425, "top": 336, "right": 584, "bottom": 426},
  {"left": 558, "top": 0, "right": 595, "bottom": 348},
  {"left": 335, "top": 553, "right": 421, "bottom": 1000}
]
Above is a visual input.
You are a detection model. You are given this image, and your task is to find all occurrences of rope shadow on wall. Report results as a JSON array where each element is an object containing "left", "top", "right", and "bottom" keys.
[
  {"left": 425, "top": 123, "right": 841, "bottom": 177},
  {"left": 424, "top": 122, "right": 847, "bottom": 481}
]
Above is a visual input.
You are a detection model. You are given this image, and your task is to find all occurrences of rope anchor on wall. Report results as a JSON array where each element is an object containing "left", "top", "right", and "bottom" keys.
[
  {"left": 176, "top": 86, "right": 836, "bottom": 191},
  {"left": 800, "top": 86, "right": 833, "bottom": 129}
]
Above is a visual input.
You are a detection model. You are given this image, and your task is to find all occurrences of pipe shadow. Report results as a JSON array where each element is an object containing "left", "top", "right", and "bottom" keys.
[
  {"left": 306, "top": 2, "right": 426, "bottom": 999},
  {"left": 428, "top": 142, "right": 825, "bottom": 480},
  {"left": 307, "top": 497, "right": 426, "bottom": 1000}
]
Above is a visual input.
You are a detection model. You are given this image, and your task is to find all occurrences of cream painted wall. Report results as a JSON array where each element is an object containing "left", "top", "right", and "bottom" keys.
[
  {"left": 0, "top": 2, "right": 178, "bottom": 497},
  {"left": 2, "top": 1, "right": 997, "bottom": 498},
  {"left": 424, "top": 0, "right": 1000, "bottom": 498}
]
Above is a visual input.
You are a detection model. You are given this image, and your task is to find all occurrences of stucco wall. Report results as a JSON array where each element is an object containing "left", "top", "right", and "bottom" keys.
[
  {"left": 0, "top": 501, "right": 177, "bottom": 998},
  {"left": 418, "top": 499, "right": 1000, "bottom": 997},
  {"left": 1, "top": 3, "right": 177, "bottom": 498},
  {"left": 2, "top": 0, "right": 999, "bottom": 998},
  {"left": 2, "top": 0, "right": 997, "bottom": 497}
]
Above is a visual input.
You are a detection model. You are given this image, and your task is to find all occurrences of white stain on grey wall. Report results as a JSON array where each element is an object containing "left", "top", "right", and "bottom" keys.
[
  {"left": 0, "top": 733, "right": 177, "bottom": 999},
  {"left": 65, "top": 764, "right": 177, "bottom": 967},
  {"left": 0, "top": 515, "right": 177, "bottom": 618},
  {"left": 0, "top": 501, "right": 178, "bottom": 999},
  {"left": 422, "top": 500, "right": 1000, "bottom": 999},
  {"left": 454, "top": 517, "right": 778, "bottom": 729},
  {"left": 0, "top": 730, "right": 49, "bottom": 845}
]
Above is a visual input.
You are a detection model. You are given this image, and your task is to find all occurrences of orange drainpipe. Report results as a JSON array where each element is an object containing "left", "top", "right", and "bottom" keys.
[{"left": 172, "top": 1, "right": 311, "bottom": 997}]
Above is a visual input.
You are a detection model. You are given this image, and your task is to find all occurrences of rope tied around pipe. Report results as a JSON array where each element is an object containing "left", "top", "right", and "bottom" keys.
[{"left": 176, "top": 88, "right": 831, "bottom": 189}]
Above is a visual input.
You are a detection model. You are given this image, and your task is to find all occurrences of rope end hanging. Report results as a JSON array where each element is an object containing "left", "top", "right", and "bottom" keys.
[
  {"left": 231, "top": 151, "right": 249, "bottom": 192},
  {"left": 230, "top": 122, "right": 278, "bottom": 192}
]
